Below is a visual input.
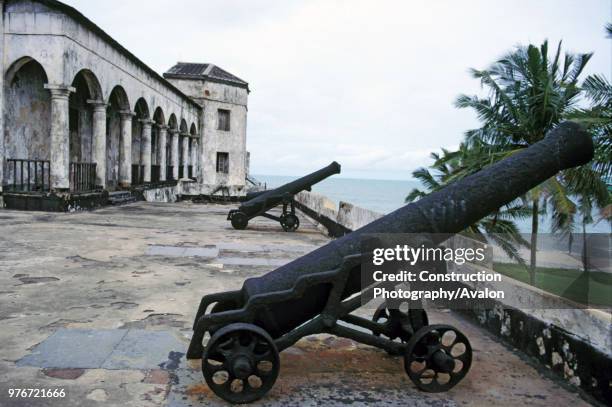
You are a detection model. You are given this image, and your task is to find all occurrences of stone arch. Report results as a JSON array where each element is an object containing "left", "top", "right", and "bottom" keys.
[
  {"left": 167, "top": 114, "right": 178, "bottom": 179},
  {"left": 69, "top": 70, "right": 103, "bottom": 164},
  {"left": 180, "top": 118, "right": 188, "bottom": 134},
  {"left": 108, "top": 85, "right": 130, "bottom": 111},
  {"left": 134, "top": 98, "right": 150, "bottom": 119},
  {"left": 73, "top": 69, "right": 103, "bottom": 101},
  {"left": 105, "top": 86, "right": 131, "bottom": 189},
  {"left": 189, "top": 123, "right": 199, "bottom": 179},
  {"left": 3, "top": 57, "right": 51, "bottom": 186},
  {"left": 132, "top": 98, "right": 150, "bottom": 168},
  {"left": 167, "top": 113, "right": 178, "bottom": 131},
  {"left": 153, "top": 107, "right": 165, "bottom": 125},
  {"left": 178, "top": 118, "right": 189, "bottom": 174}
]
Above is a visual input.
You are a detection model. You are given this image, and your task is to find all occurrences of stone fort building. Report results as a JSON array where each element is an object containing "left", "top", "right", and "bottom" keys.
[{"left": 0, "top": 0, "right": 251, "bottom": 210}]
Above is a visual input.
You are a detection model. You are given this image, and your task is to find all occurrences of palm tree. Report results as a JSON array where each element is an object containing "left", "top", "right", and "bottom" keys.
[
  {"left": 454, "top": 40, "right": 593, "bottom": 284},
  {"left": 566, "top": 23, "right": 612, "bottom": 256},
  {"left": 406, "top": 147, "right": 530, "bottom": 264}
]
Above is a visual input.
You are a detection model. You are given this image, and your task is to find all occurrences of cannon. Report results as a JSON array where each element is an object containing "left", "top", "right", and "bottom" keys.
[
  {"left": 189, "top": 122, "right": 593, "bottom": 403},
  {"left": 228, "top": 161, "right": 341, "bottom": 231}
]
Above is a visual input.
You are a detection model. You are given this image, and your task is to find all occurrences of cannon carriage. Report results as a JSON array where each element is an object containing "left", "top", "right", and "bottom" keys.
[
  {"left": 228, "top": 161, "right": 341, "bottom": 232},
  {"left": 190, "top": 123, "right": 593, "bottom": 403}
]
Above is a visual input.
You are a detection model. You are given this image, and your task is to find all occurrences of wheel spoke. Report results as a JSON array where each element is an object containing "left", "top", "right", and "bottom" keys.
[
  {"left": 205, "top": 360, "right": 228, "bottom": 373},
  {"left": 254, "top": 350, "right": 272, "bottom": 362}
]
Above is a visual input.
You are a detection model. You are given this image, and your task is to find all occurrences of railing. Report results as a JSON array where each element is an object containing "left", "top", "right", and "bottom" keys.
[
  {"left": 178, "top": 166, "right": 184, "bottom": 179},
  {"left": 131, "top": 164, "right": 144, "bottom": 186},
  {"left": 151, "top": 165, "right": 161, "bottom": 183},
  {"left": 69, "top": 162, "right": 97, "bottom": 192},
  {"left": 188, "top": 165, "right": 194, "bottom": 179},
  {"left": 5, "top": 159, "right": 50, "bottom": 192},
  {"left": 166, "top": 165, "right": 174, "bottom": 181}
]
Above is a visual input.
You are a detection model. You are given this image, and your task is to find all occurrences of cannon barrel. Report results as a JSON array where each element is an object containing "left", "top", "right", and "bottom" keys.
[
  {"left": 238, "top": 161, "right": 341, "bottom": 216},
  {"left": 240, "top": 122, "right": 594, "bottom": 338}
]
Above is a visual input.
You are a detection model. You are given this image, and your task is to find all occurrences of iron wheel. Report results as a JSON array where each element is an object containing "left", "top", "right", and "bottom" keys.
[
  {"left": 280, "top": 213, "right": 299, "bottom": 232},
  {"left": 230, "top": 211, "right": 249, "bottom": 230},
  {"left": 403, "top": 324, "right": 472, "bottom": 392},
  {"left": 202, "top": 323, "right": 280, "bottom": 404}
]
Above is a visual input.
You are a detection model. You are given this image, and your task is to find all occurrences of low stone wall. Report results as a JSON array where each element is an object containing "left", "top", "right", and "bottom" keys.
[
  {"left": 141, "top": 180, "right": 202, "bottom": 203},
  {"left": 2, "top": 190, "right": 108, "bottom": 212},
  {"left": 337, "top": 201, "right": 383, "bottom": 230},
  {"left": 142, "top": 185, "right": 179, "bottom": 203},
  {"left": 294, "top": 191, "right": 382, "bottom": 236}
]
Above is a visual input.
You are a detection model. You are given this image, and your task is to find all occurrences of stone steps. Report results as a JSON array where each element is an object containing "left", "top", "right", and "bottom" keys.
[{"left": 107, "top": 191, "right": 138, "bottom": 206}]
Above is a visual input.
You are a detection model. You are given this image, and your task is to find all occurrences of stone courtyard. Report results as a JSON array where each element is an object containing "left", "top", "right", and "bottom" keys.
[{"left": 0, "top": 202, "right": 598, "bottom": 406}]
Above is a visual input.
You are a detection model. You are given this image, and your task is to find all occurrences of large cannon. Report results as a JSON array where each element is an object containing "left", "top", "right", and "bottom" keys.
[
  {"left": 228, "top": 161, "right": 341, "bottom": 231},
  {"left": 190, "top": 122, "right": 593, "bottom": 403}
]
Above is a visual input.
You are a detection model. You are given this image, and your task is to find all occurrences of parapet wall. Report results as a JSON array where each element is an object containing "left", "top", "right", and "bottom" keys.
[
  {"left": 293, "top": 190, "right": 612, "bottom": 404},
  {"left": 294, "top": 191, "right": 382, "bottom": 236}
]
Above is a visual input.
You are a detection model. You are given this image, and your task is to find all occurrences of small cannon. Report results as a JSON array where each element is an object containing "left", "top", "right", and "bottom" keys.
[
  {"left": 190, "top": 123, "right": 593, "bottom": 403},
  {"left": 228, "top": 162, "right": 341, "bottom": 231}
]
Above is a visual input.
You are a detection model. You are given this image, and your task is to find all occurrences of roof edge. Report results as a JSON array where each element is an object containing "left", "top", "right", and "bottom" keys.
[
  {"left": 31, "top": 0, "right": 202, "bottom": 110},
  {"left": 163, "top": 72, "right": 250, "bottom": 91}
]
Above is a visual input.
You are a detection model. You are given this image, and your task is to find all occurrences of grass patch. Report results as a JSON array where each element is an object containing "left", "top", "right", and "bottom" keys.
[{"left": 493, "top": 262, "right": 612, "bottom": 307}]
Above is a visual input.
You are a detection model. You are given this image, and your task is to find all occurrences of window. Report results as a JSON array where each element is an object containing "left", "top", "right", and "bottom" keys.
[
  {"left": 218, "top": 109, "right": 230, "bottom": 131},
  {"left": 216, "top": 152, "right": 229, "bottom": 174}
]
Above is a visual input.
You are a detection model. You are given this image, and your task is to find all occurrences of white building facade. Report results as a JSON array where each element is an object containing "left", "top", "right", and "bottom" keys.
[
  {"left": 0, "top": 0, "right": 249, "bottom": 210},
  {"left": 164, "top": 63, "right": 249, "bottom": 197}
]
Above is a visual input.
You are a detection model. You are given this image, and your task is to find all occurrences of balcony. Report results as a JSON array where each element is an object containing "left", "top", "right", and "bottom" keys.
[
  {"left": 4, "top": 159, "right": 51, "bottom": 192},
  {"left": 69, "top": 162, "right": 97, "bottom": 192}
]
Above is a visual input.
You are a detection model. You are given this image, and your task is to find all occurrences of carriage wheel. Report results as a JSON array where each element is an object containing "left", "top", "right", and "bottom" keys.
[
  {"left": 280, "top": 213, "right": 299, "bottom": 232},
  {"left": 230, "top": 211, "right": 249, "bottom": 230},
  {"left": 202, "top": 323, "right": 280, "bottom": 404},
  {"left": 404, "top": 324, "right": 472, "bottom": 392},
  {"left": 372, "top": 301, "right": 429, "bottom": 354}
]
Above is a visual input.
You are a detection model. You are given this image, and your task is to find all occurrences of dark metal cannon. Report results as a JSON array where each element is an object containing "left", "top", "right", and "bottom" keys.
[
  {"left": 189, "top": 122, "right": 593, "bottom": 403},
  {"left": 228, "top": 161, "right": 341, "bottom": 231}
]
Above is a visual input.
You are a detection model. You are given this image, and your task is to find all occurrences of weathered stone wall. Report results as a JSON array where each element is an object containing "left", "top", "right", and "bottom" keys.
[
  {"left": 337, "top": 201, "right": 383, "bottom": 230},
  {"left": 3, "top": 1, "right": 200, "bottom": 124},
  {"left": 106, "top": 104, "right": 121, "bottom": 189},
  {"left": 167, "top": 78, "right": 248, "bottom": 196},
  {"left": 68, "top": 75, "right": 93, "bottom": 162},
  {"left": 142, "top": 185, "right": 179, "bottom": 203},
  {"left": 2, "top": 0, "right": 201, "bottom": 191},
  {"left": 3, "top": 60, "right": 51, "bottom": 162},
  {"left": 0, "top": 0, "right": 4, "bottom": 201},
  {"left": 294, "top": 191, "right": 382, "bottom": 232}
]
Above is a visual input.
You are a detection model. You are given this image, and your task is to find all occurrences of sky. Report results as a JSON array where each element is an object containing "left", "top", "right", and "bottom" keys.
[{"left": 63, "top": 0, "right": 611, "bottom": 180}]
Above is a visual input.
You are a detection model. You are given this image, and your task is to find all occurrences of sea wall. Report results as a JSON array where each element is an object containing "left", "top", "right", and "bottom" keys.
[
  {"left": 294, "top": 190, "right": 612, "bottom": 404},
  {"left": 294, "top": 191, "right": 382, "bottom": 236},
  {"left": 453, "top": 258, "right": 611, "bottom": 403}
]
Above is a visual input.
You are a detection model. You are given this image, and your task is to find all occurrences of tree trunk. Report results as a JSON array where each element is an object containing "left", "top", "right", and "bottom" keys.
[
  {"left": 581, "top": 220, "right": 588, "bottom": 273},
  {"left": 529, "top": 199, "right": 539, "bottom": 286}
]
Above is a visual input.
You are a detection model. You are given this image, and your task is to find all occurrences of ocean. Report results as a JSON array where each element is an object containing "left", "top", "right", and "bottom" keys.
[{"left": 254, "top": 174, "right": 611, "bottom": 234}]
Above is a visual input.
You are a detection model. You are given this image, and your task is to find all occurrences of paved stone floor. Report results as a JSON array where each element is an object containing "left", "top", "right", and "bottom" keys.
[{"left": 0, "top": 202, "right": 599, "bottom": 406}]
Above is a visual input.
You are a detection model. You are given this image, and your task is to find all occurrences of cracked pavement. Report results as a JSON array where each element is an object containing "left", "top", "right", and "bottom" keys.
[{"left": 0, "top": 202, "right": 598, "bottom": 406}]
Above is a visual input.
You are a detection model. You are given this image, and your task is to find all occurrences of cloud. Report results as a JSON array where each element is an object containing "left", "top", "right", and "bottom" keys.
[{"left": 65, "top": 0, "right": 611, "bottom": 179}]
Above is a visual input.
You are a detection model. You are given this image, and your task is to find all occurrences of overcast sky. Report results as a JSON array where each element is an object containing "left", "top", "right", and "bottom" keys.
[{"left": 64, "top": 0, "right": 611, "bottom": 180}]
